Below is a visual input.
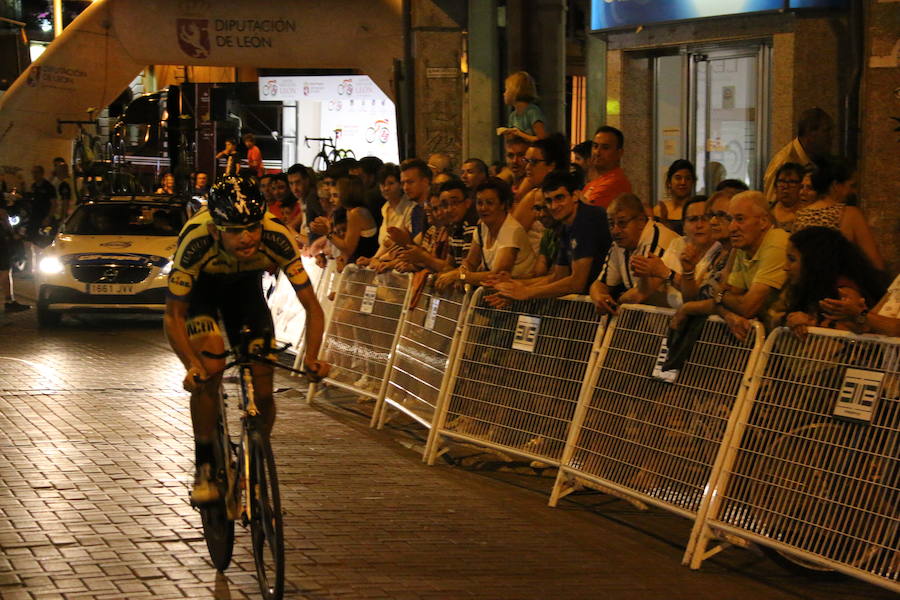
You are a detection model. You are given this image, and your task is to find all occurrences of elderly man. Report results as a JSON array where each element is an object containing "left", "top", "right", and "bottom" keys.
[
  {"left": 582, "top": 126, "right": 632, "bottom": 209},
  {"left": 590, "top": 193, "right": 680, "bottom": 314},
  {"left": 763, "top": 107, "right": 833, "bottom": 204},
  {"left": 488, "top": 170, "right": 610, "bottom": 302},
  {"left": 673, "top": 190, "right": 789, "bottom": 338}
]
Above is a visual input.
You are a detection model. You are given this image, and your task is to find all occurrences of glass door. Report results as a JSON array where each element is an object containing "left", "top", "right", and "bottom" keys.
[{"left": 690, "top": 44, "right": 770, "bottom": 194}]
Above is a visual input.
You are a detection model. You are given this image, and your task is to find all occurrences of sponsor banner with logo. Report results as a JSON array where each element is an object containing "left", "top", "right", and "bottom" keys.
[{"left": 258, "top": 75, "right": 400, "bottom": 165}]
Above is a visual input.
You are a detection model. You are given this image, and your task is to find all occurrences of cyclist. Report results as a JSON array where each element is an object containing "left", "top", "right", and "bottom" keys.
[{"left": 164, "top": 175, "right": 329, "bottom": 505}]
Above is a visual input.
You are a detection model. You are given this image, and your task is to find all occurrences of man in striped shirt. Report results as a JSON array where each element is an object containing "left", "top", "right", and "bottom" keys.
[{"left": 590, "top": 193, "right": 680, "bottom": 314}]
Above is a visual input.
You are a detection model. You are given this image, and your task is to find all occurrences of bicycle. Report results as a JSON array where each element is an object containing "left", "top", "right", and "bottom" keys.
[
  {"left": 57, "top": 108, "right": 103, "bottom": 179},
  {"left": 196, "top": 328, "right": 310, "bottom": 600},
  {"left": 304, "top": 132, "right": 356, "bottom": 172}
]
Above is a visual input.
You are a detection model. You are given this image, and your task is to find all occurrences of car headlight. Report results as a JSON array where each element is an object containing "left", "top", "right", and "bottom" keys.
[
  {"left": 160, "top": 260, "right": 174, "bottom": 276},
  {"left": 39, "top": 256, "right": 65, "bottom": 274}
]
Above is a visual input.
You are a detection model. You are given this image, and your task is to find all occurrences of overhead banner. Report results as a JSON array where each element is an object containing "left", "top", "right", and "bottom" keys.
[{"left": 590, "top": 0, "right": 845, "bottom": 31}]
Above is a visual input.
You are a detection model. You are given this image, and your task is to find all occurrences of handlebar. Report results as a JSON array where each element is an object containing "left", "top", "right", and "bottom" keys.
[
  {"left": 303, "top": 136, "right": 334, "bottom": 148},
  {"left": 192, "top": 327, "right": 312, "bottom": 382},
  {"left": 56, "top": 118, "right": 99, "bottom": 135}
]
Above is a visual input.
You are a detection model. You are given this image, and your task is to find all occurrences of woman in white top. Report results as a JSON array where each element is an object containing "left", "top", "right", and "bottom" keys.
[{"left": 437, "top": 178, "right": 536, "bottom": 289}]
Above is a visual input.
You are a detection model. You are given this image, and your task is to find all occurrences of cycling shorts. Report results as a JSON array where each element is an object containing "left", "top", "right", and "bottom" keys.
[{"left": 186, "top": 270, "right": 276, "bottom": 357}]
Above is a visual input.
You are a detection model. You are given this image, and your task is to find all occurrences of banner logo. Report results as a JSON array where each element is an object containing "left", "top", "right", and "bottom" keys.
[{"left": 177, "top": 19, "right": 210, "bottom": 58}]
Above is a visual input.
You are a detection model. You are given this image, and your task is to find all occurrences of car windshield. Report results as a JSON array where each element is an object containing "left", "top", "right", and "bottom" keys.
[{"left": 64, "top": 204, "right": 185, "bottom": 236}]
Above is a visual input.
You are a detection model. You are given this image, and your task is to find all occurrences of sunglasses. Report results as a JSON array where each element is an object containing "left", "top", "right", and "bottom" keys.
[{"left": 217, "top": 222, "right": 263, "bottom": 235}]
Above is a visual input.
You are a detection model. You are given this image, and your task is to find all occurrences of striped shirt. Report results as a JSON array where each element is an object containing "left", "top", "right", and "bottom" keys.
[
  {"left": 597, "top": 220, "right": 680, "bottom": 290},
  {"left": 447, "top": 218, "right": 477, "bottom": 267}
]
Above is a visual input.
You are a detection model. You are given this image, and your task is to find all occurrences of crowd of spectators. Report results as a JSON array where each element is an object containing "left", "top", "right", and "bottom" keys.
[
  {"left": 246, "top": 101, "right": 897, "bottom": 343},
  {"left": 7, "top": 90, "right": 897, "bottom": 341}
]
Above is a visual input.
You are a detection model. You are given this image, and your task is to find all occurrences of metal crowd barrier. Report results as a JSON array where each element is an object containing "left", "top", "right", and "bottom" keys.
[
  {"left": 551, "top": 306, "right": 763, "bottom": 526},
  {"left": 291, "top": 259, "right": 338, "bottom": 372},
  {"left": 690, "top": 327, "right": 900, "bottom": 594},
  {"left": 306, "top": 265, "right": 412, "bottom": 404},
  {"left": 426, "top": 288, "right": 605, "bottom": 466},
  {"left": 374, "top": 280, "right": 471, "bottom": 433}
]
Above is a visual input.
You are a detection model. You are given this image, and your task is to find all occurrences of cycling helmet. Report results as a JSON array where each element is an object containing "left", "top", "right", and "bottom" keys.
[{"left": 208, "top": 175, "right": 265, "bottom": 226}]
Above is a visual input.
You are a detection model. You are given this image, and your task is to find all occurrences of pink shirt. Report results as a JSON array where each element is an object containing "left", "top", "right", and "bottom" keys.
[{"left": 582, "top": 167, "right": 632, "bottom": 209}]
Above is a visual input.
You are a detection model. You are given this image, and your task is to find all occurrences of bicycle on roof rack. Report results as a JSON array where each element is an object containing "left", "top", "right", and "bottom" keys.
[
  {"left": 195, "top": 327, "right": 311, "bottom": 600},
  {"left": 58, "top": 108, "right": 141, "bottom": 200},
  {"left": 304, "top": 129, "right": 356, "bottom": 172}
]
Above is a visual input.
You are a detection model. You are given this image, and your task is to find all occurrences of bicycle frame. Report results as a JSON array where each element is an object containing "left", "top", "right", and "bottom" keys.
[{"left": 204, "top": 331, "right": 307, "bottom": 522}]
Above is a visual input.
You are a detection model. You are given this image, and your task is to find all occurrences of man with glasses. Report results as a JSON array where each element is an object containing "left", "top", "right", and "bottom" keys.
[
  {"left": 164, "top": 175, "right": 330, "bottom": 505},
  {"left": 770, "top": 162, "right": 806, "bottom": 231},
  {"left": 590, "top": 193, "right": 680, "bottom": 314},
  {"left": 582, "top": 125, "right": 632, "bottom": 209},
  {"left": 488, "top": 170, "right": 610, "bottom": 303},
  {"left": 763, "top": 107, "right": 833, "bottom": 204}
]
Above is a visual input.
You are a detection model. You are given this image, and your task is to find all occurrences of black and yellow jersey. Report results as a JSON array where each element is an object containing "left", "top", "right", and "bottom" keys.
[{"left": 167, "top": 210, "right": 310, "bottom": 300}]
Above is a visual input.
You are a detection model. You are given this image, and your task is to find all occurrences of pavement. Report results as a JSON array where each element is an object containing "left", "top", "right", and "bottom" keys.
[{"left": 0, "top": 274, "right": 895, "bottom": 599}]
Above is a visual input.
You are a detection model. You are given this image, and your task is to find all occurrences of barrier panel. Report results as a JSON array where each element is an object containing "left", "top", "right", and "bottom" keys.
[
  {"left": 551, "top": 306, "right": 763, "bottom": 525},
  {"left": 690, "top": 327, "right": 900, "bottom": 593},
  {"left": 264, "top": 255, "right": 325, "bottom": 354},
  {"left": 374, "top": 280, "right": 471, "bottom": 432},
  {"left": 307, "top": 265, "right": 411, "bottom": 403},
  {"left": 291, "top": 259, "right": 339, "bottom": 371},
  {"left": 426, "top": 288, "right": 605, "bottom": 465}
]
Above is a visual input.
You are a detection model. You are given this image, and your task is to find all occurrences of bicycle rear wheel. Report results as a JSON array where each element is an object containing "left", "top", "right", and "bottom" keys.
[
  {"left": 199, "top": 415, "right": 235, "bottom": 571},
  {"left": 249, "top": 431, "right": 284, "bottom": 600}
]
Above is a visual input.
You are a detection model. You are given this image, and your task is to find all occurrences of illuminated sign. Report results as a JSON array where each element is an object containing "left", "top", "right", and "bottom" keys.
[
  {"left": 590, "top": 0, "right": 845, "bottom": 32},
  {"left": 257, "top": 75, "right": 399, "bottom": 165}
]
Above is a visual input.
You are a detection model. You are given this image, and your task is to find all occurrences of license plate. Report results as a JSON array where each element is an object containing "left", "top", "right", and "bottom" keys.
[{"left": 88, "top": 283, "right": 134, "bottom": 295}]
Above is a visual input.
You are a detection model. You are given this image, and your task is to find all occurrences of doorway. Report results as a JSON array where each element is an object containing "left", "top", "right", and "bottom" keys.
[{"left": 653, "top": 43, "right": 771, "bottom": 202}]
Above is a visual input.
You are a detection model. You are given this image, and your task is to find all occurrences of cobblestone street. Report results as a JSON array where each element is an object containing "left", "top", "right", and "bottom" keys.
[{"left": 0, "top": 296, "right": 895, "bottom": 599}]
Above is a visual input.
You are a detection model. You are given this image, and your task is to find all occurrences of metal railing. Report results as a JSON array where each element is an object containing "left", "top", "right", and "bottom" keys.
[
  {"left": 291, "top": 259, "right": 338, "bottom": 374},
  {"left": 306, "top": 265, "right": 411, "bottom": 403},
  {"left": 426, "top": 289, "right": 605, "bottom": 466},
  {"left": 375, "top": 280, "right": 471, "bottom": 433},
  {"left": 550, "top": 305, "right": 763, "bottom": 543},
  {"left": 690, "top": 326, "right": 899, "bottom": 594}
]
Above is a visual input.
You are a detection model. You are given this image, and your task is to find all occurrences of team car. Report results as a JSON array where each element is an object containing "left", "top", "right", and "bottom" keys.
[{"left": 35, "top": 196, "right": 187, "bottom": 326}]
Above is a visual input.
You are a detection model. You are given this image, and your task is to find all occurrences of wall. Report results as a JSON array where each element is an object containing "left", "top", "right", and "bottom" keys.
[
  {"left": 859, "top": 0, "right": 900, "bottom": 273},
  {"left": 411, "top": 0, "right": 465, "bottom": 167}
]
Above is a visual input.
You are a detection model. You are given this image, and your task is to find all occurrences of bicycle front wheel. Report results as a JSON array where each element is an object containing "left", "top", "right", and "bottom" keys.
[
  {"left": 312, "top": 152, "right": 329, "bottom": 173},
  {"left": 249, "top": 432, "right": 284, "bottom": 600},
  {"left": 200, "top": 415, "right": 236, "bottom": 571}
]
